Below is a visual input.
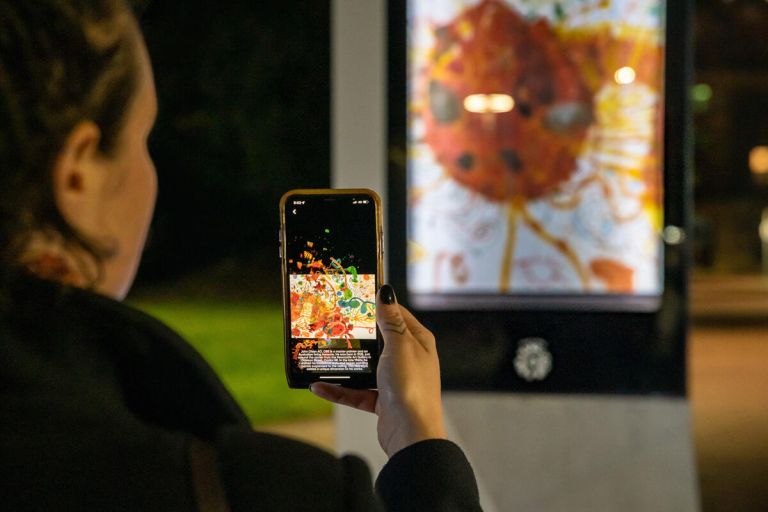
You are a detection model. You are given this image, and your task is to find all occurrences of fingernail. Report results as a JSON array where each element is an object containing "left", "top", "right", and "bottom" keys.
[
  {"left": 380, "top": 284, "right": 396, "bottom": 305},
  {"left": 308, "top": 384, "right": 315, "bottom": 393}
]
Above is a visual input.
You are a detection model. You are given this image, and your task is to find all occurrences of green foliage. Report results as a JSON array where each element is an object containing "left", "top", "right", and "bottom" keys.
[{"left": 132, "top": 300, "right": 332, "bottom": 425}]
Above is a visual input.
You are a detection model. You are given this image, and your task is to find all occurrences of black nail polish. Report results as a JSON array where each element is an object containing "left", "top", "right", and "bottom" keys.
[{"left": 380, "top": 284, "right": 396, "bottom": 304}]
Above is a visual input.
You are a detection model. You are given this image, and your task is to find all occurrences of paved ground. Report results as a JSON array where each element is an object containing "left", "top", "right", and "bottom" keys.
[
  {"left": 690, "top": 325, "right": 768, "bottom": 512},
  {"left": 263, "top": 275, "right": 768, "bottom": 511},
  {"left": 689, "top": 274, "right": 768, "bottom": 511},
  {"left": 691, "top": 273, "right": 768, "bottom": 320}
]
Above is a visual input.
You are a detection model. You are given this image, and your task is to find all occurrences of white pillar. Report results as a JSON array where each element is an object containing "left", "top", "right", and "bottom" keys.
[{"left": 331, "top": 0, "right": 386, "bottom": 202}]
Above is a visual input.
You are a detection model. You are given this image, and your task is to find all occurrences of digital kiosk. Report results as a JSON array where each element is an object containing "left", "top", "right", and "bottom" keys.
[{"left": 333, "top": 1, "right": 699, "bottom": 509}]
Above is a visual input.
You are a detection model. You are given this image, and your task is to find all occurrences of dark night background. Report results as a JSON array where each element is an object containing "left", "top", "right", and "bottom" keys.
[
  {"left": 133, "top": 0, "right": 330, "bottom": 298},
  {"left": 693, "top": 0, "right": 768, "bottom": 272}
]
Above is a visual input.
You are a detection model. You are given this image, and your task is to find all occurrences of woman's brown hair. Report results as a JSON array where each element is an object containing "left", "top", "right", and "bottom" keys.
[{"left": 0, "top": 0, "right": 138, "bottom": 278}]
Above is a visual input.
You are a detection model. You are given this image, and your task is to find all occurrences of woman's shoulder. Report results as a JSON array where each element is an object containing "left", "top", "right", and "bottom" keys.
[{"left": 0, "top": 271, "right": 249, "bottom": 437}]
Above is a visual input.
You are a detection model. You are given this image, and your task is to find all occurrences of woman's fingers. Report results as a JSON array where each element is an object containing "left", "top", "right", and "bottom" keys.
[
  {"left": 397, "top": 305, "right": 436, "bottom": 351},
  {"left": 377, "top": 284, "right": 435, "bottom": 353},
  {"left": 310, "top": 382, "right": 378, "bottom": 414},
  {"left": 376, "top": 284, "right": 409, "bottom": 339}
]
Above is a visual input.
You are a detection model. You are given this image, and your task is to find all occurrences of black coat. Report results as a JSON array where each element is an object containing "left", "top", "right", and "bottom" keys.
[{"left": 0, "top": 274, "right": 481, "bottom": 511}]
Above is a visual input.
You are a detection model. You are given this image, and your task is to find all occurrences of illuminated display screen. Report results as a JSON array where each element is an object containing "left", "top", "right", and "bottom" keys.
[
  {"left": 283, "top": 193, "right": 379, "bottom": 378},
  {"left": 406, "top": 0, "right": 666, "bottom": 310}
]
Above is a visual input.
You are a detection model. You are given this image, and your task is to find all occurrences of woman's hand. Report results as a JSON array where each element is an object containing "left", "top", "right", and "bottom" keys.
[{"left": 310, "top": 284, "right": 447, "bottom": 457}]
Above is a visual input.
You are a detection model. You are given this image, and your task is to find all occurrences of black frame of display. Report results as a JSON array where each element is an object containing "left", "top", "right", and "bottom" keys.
[{"left": 386, "top": 0, "right": 693, "bottom": 395}]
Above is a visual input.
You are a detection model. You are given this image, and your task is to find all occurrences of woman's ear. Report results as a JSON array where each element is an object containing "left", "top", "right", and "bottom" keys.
[{"left": 52, "top": 121, "right": 106, "bottom": 234}]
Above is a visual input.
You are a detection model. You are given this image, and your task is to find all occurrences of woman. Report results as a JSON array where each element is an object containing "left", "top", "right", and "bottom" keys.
[{"left": 0, "top": 1, "right": 481, "bottom": 511}]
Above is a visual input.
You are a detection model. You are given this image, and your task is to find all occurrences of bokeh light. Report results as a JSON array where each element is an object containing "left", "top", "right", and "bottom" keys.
[
  {"left": 614, "top": 66, "right": 636, "bottom": 85},
  {"left": 463, "top": 93, "right": 515, "bottom": 113}
]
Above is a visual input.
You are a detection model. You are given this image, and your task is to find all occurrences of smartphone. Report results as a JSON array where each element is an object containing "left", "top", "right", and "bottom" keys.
[{"left": 279, "top": 189, "right": 383, "bottom": 389}]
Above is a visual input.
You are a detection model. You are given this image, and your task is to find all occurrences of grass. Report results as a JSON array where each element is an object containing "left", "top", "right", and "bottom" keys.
[{"left": 130, "top": 300, "right": 332, "bottom": 425}]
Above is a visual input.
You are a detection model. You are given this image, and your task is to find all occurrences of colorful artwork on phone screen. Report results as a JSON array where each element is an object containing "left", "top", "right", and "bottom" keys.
[
  {"left": 289, "top": 250, "right": 376, "bottom": 340},
  {"left": 288, "top": 234, "right": 376, "bottom": 372}
]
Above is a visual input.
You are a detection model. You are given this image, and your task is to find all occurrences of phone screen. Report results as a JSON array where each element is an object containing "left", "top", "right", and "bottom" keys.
[{"left": 281, "top": 190, "right": 381, "bottom": 388}]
